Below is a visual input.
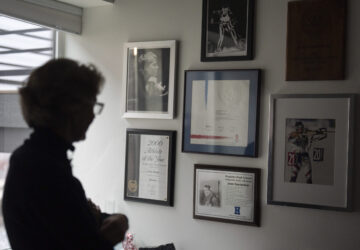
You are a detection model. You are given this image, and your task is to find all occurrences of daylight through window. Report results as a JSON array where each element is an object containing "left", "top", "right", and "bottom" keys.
[{"left": 0, "top": 15, "right": 55, "bottom": 91}]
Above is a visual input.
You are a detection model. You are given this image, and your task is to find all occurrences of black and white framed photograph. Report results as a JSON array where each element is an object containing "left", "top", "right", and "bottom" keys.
[
  {"left": 124, "top": 129, "right": 176, "bottom": 206},
  {"left": 194, "top": 164, "right": 260, "bottom": 226},
  {"left": 0, "top": 153, "right": 10, "bottom": 190},
  {"left": 182, "top": 69, "right": 260, "bottom": 157},
  {"left": 201, "top": 0, "right": 255, "bottom": 61},
  {"left": 122, "top": 40, "right": 176, "bottom": 119},
  {"left": 268, "top": 94, "right": 355, "bottom": 211}
]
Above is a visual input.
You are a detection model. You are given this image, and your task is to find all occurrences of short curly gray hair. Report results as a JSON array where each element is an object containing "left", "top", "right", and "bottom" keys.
[{"left": 19, "top": 58, "right": 104, "bottom": 129}]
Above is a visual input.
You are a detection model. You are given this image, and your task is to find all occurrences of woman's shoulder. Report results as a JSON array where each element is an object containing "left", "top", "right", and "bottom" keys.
[
  {"left": 11, "top": 142, "right": 48, "bottom": 165},
  {"left": 9, "top": 143, "right": 59, "bottom": 184}
]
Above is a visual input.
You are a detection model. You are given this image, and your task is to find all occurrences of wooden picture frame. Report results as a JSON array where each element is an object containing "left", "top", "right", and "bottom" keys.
[{"left": 286, "top": 0, "right": 346, "bottom": 80}]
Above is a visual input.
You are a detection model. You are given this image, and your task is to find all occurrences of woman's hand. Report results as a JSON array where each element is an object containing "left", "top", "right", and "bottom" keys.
[
  {"left": 87, "top": 199, "right": 102, "bottom": 226},
  {"left": 100, "top": 214, "right": 129, "bottom": 246}
]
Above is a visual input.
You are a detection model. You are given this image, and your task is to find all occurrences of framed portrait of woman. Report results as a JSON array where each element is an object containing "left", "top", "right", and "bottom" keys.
[{"left": 122, "top": 40, "right": 177, "bottom": 119}]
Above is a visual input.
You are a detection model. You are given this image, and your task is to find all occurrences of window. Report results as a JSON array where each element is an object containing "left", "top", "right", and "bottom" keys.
[
  {"left": 0, "top": 15, "right": 56, "bottom": 248},
  {"left": 0, "top": 14, "right": 56, "bottom": 91}
]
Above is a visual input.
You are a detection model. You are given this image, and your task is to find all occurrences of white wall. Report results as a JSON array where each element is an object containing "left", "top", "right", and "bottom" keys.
[{"left": 59, "top": 0, "right": 360, "bottom": 249}]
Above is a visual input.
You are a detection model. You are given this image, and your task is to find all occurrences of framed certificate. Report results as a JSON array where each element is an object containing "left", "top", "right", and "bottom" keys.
[
  {"left": 182, "top": 69, "right": 260, "bottom": 157},
  {"left": 193, "top": 164, "right": 260, "bottom": 226},
  {"left": 124, "top": 129, "right": 176, "bottom": 206},
  {"left": 268, "top": 94, "right": 355, "bottom": 211}
]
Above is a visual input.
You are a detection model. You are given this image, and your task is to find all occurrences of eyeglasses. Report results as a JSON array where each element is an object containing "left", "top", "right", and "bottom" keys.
[{"left": 93, "top": 102, "right": 104, "bottom": 115}]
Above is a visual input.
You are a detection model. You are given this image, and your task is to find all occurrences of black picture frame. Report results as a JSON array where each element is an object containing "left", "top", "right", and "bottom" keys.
[
  {"left": 193, "top": 164, "right": 260, "bottom": 226},
  {"left": 267, "top": 94, "right": 355, "bottom": 211},
  {"left": 124, "top": 129, "right": 176, "bottom": 206},
  {"left": 182, "top": 69, "right": 260, "bottom": 157},
  {"left": 201, "top": 0, "right": 255, "bottom": 61}
]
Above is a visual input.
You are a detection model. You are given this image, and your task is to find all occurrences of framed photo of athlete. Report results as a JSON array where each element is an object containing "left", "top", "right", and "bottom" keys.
[
  {"left": 182, "top": 69, "right": 260, "bottom": 157},
  {"left": 122, "top": 40, "right": 177, "bottom": 119},
  {"left": 193, "top": 164, "right": 260, "bottom": 226},
  {"left": 268, "top": 94, "right": 355, "bottom": 211},
  {"left": 124, "top": 129, "right": 176, "bottom": 206},
  {"left": 201, "top": 0, "right": 255, "bottom": 61}
]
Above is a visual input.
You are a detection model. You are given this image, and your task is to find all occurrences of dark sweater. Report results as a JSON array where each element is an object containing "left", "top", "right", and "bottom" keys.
[{"left": 2, "top": 128, "right": 113, "bottom": 250}]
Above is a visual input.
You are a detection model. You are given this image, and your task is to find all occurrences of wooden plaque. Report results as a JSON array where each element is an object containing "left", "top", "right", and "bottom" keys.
[{"left": 286, "top": 0, "right": 346, "bottom": 81}]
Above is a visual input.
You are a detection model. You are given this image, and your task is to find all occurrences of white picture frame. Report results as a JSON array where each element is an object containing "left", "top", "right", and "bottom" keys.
[
  {"left": 267, "top": 94, "right": 355, "bottom": 211},
  {"left": 122, "top": 40, "right": 177, "bottom": 119}
]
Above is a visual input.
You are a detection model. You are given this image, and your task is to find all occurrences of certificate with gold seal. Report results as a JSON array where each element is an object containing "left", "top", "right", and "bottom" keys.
[{"left": 124, "top": 129, "right": 176, "bottom": 206}]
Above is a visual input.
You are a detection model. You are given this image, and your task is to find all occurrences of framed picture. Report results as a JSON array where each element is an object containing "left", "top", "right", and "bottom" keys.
[
  {"left": 286, "top": 0, "right": 345, "bottom": 80},
  {"left": 124, "top": 129, "right": 176, "bottom": 206},
  {"left": 0, "top": 153, "right": 10, "bottom": 196},
  {"left": 122, "top": 40, "right": 177, "bottom": 119},
  {"left": 193, "top": 164, "right": 260, "bottom": 226},
  {"left": 268, "top": 94, "right": 355, "bottom": 211},
  {"left": 182, "top": 69, "right": 260, "bottom": 157},
  {"left": 201, "top": 0, "right": 255, "bottom": 61}
]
